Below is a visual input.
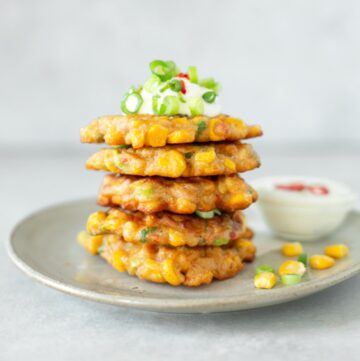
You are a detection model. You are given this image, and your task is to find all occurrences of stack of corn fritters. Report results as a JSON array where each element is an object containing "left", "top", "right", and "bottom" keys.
[{"left": 78, "top": 114, "right": 262, "bottom": 286}]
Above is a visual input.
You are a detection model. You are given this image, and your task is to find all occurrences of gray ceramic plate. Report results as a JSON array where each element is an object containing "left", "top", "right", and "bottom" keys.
[{"left": 8, "top": 199, "right": 360, "bottom": 313}]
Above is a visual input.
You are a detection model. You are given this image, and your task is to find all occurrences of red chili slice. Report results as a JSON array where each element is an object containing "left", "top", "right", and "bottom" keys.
[
  {"left": 180, "top": 80, "right": 186, "bottom": 94},
  {"left": 275, "top": 183, "right": 305, "bottom": 191},
  {"left": 306, "top": 185, "right": 329, "bottom": 195},
  {"left": 177, "top": 73, "right": 189, "bottom": 80}
]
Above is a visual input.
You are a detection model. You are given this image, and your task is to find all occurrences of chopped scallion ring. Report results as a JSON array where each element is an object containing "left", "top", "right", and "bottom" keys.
[
  {"left": 121, "top": 91, "right": 143, "bottom": 114},
  {"left": 280, "top": 274, "right": 302, "bottom": 286},
  {"left": 188, "top": 96, "right": 204, "bottom": 116},
  {"left": 169, "top": 79, "right": 182, "bottom": 92},
  {"left": 202, "top": 91, "right": 217, "bottom": 104},
  {"left": 214, "top": 238, "right": 229, "bottom": 246},
  {"left": 150, "top": 60, "right": 176, "bottom": 81},
  {"left": 157, "top": 96, "right": 180, "bottom": 115},
  {"left": 298, "top": 253, "right": 308, "bottom": 267},
  {"left": 255, "top": 264, "right": 275, "bottom": 275},
  {"left": 143, "top": 75, "right": 161, "bottom": 93},
  {"left": 195, "top": 209, "right": 221, "bottom": 219},
  {"left": 188, "top": 66, "right": 198, "bottom": 83},
  {"left": 199, "top": 77, "right": 221, "bottom": 94}
]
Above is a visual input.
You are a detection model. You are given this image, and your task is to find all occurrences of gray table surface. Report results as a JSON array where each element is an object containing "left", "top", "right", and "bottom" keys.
[{"left": 2, "top": 145, "right": 360, "bottom": 361}]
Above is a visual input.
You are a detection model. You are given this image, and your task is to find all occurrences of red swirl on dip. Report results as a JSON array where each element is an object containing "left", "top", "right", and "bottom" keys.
[{"left": 252, "top": 176, "right": 357, "bottom": 241}]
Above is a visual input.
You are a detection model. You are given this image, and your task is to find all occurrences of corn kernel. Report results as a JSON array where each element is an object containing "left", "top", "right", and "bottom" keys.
[
  {"left": 278, "top": 260, "right": 306, "bottom": 276},
  {"left": 194, "top": 148, "right": 216, "bottom": 163},
  {"left": 141, "top": 259, "right": 164, "bottom": 283},
  {"left": 146, "top": 124, "right": 169, "bottom": 147},
  {"left": 209, "top": 119, "right": 226, "bottom": 141},
  {"left": 122, "top": 221, "right": 138, "bottom": 242},
  {"left": 281, "top": 242, "right": 304, "bottom": 257},
  {"left": 227, "top": 193, "right": 246, "bottom": 208},
  {"left": 236, "top": 239, "right": 256, "bottom": 261},
  {"left": 87, "top": 235, "right": 104, "bottom": 255},
  {"left": 324, "top": 244, "right": 349, "bottom": 259},
  {"left": 129, "top": 128, "right": 145, "bottom": 148},
  {"left": 310, "top": 255, "right": 335, "bottom": 270},
  {"left": 254, "top": 272, "right": 277, "bottom": 289},
  {"left": 104, "top": 124, "right": 125, "bottom": 145},
  {"left": 156, "top": 150, "right": 186, "bottom": 177},
  {"left": 112, "top": 250, "right": 127, "bottom": 272},
  {"left": 168, "top": 229, "right": 186, "bottom": 247},
  {"left": 162, "top": 259, "right": 184, "bottom": 286},
  {"left": 175, "top": 198, "right": 197, "bottom": 213},
  {"left": 223, "top": 158, "right": 236, "bottom": 172},
  {"left": 104, "top": 150, "right": 122, "bottom": 172},
  {"left": 168, "top": 129, "right": 195, "bottom": 144},
  {"left": 86, "top": 212, "right": 106, "bottom": 234}
]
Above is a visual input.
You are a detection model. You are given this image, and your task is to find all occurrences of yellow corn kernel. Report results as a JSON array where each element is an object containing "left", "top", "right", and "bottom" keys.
[
  {"left": 168, "top": 229, "right": 186, "bottom": 247},
  {"left": 208, "top": 119, "right": 226, "bottom": 141},
  {"left": 281, "top": 242, "right": 303, "bottom": 257},
  {"left": 194, "top": 148, "right": 216, "bottom": 163},
  {"left": 175, "top": 198, "right": 197, "bottom": 213},
  {"left": 141, "top": 259, "right": 164, "bottom": 283},
  {"left": 324, "top": 244, "right": 349, "bottom": 259},
  {"left": 236, "top": 239, "right": 256, "bottom": 261},
  {"left": 168, "top": 129, "right": 195, "bottom": 144},
  {"left": 129, "top": 128, "right": 145, "bottom": 148},
  {"left": 278, "top": 260, "right": 306, "bottom": 276},
  {"left": 223, "top": 158, "right": 236, "bottom": 172},
  {"left": 112, "top": 250, "right": 127, "bottom": 272},
  {"left": 104, "top": 150, "right": 122, "bottom": 173},
  {"left": 146, "top": 124, "right": 169, "bottom": 147},
  {"left": 162, "top": 259, "right": 184, "bottom": 286},
  {"left": 87, "top": 235, "right": 104, "bottom": 255},
  {"left": 122, "top": 221, "right": 138, "bottom": 242},
  {"left": 86, "top": 212, "right": 106, "bottom": 234},
  {"left": 156, "top": 150, "right": 186, "bottom": 177},
  {"left": 310, "top": 255, "right": 335, "bottom": 270},
  {"left": 104, "top": 124, "right": 125, "bottom": 145},
  {"left": 254, "top": 272, "right": 277, "bottom": 289},
  {"left": 224, "top": 117, "right": 247, "bottom": 137},
  {"left": 227, "top": 193, "right": 246, "bottom": 208}
]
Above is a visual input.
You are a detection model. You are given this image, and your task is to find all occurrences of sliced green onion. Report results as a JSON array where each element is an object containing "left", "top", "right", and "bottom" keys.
[
  {"left": 280, "top": 274, "right": 302, "bottom": 286},
  {"left": 143, "top": 75, "right": 161, "bottom": 93},
  {"left": 214, "top": 238, "right": 230, "bottom": 246},
  {"left": 202, "top": 91, "right": 217, "bottom": 104},
  {"left": 195, "top": 120, "right": 207, "bottom": 137},
  {"left": 139, "top": 227, "right": 157, "bottom": 243},
  {"left": 121, "top": 91, "right": 143, "bottom": 114},
  {"left": 169, "top": 79, "right": 182, "bottom": 92},
  {"left": 298, "top": 253, "right": 308, "bottom": 267},
  {"left": 199, "top": 77, "right": 221, "bottom": 94},
  {"left": 149, "top": 60, "right": 176, "bottom": 81},
  {"left": 188, "top": 97, "right": 204, "bottom": 116},
  {"left": 195, "top": 209, "right": 221, "bottom": 219},
  {"left": 152, "top": 95, "right": 160, "bottom": 114},
  {"left": 179, "top": 93, "right": 186, "bottom": 103},
  {"left": 136, "top": 186, "right": 154, "bottom": 198},
  {"left": 184, "top": 152, "right": 193, "bottom": 159},
  {"left": 188, "top": 66, "right": 198, "bottom": 83},
  {"left": 160, "top": 96, "right": 180, "bottom": 115},
  {"left": 256, "top": 264, "right": 275, "bottom": 275}
]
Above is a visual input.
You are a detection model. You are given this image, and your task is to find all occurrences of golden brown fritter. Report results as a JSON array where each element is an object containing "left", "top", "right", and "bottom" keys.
[
  {"left": 80, "top": 114, "right": 263, "bottom": 148},
  {"left": 78, "top": 232, "right": 256, "bottom": 286},
  {"left": 86, "top": 208, "right": 252, "bottom": 247},
  {"left": 86, "top": 142, "right": 260, "bottom": 177},
  {"left": 98, "top": 174, "right": 257, "bottom": 214}
]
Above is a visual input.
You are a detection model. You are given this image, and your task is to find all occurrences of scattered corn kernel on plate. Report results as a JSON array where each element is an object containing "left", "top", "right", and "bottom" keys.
[{"left": 8, "top": 199, "right": 360, "bottom": 313}]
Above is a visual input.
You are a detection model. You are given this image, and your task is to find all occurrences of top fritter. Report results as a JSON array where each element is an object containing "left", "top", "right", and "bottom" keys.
[{"left": 80, "top": 60, "right": 262, "bottom": 148}]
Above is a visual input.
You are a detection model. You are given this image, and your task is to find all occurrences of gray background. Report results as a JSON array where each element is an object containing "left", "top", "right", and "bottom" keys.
[
  {"left": 1, "top": 0, "right": 360, "bottom": 147},
  {"left": 1, "top": 1, "right": 360, "bottom": 360}
]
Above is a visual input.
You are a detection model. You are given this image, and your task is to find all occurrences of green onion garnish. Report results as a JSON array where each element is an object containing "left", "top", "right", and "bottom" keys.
[
  {"left": 202, "top": 91, "right": 217, "bottom": 104},
  {"left": 160, "top": 96, "right": 180, "bottom": 115},
  {"left": 184, "top": 152, "right": 193, "bottom": 159},
  {"left": 195, "top": 209, "right": 221, "bottom": 219},
  {"left": 188, "top": 66, "right": 198, "bottom": 83},
  {"left": 188, "top": 97, "right": 204, "bottom": 116},
  {"left": 121, "top": 91, "right": 143, "bottom": 114},
  {"left": 139, "top": 227, "right": 157, "bottom": 243},
  {"left": 196, "top": 120, "right": 207, "bottom": 137},
  {"left": 143, "top": 74, "right": 161, "bottom": 92},
  {"left": 280, "top": 274, "right": 302, "bottom": 286},
  {"left": 199, "top": 77, "right": 221, "bottom": 94},
  {"left": 149, "top": 60, "right": 177, "bottom": 81},
  {"left": 169, "top": 79, "right": 182, "bottom": 92},
  {"left": 136, "top": 187, "right": 154, "bottom": 198},
  {"left": 298, "top": 253, "right": 308, "bottom": 267},
  {"left": 214, "top": 238, "right": 229, "bottom": 246},
  {"left": 255, "top": 264, "right": 275, "bottom": 275}
]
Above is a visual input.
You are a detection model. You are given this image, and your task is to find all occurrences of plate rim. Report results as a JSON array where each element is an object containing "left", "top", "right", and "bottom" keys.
[{"left": 7, "top": 198, "right": 360, "bottom": 313}]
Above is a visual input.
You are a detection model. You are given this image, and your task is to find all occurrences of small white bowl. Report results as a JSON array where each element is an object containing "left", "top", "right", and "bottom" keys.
[{"left": 252, "top": 176, "right": 357, "bottom": 241}]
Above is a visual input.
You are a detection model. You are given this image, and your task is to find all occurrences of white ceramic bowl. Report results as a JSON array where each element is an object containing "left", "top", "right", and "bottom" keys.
[{"left": 252, "top": 176, "right": 357, "bottom": 241}]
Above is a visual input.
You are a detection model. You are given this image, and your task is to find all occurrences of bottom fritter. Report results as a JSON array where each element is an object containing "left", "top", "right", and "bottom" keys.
[{"left": 78, "top": 232, "right": 256, "bottom": 287}]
